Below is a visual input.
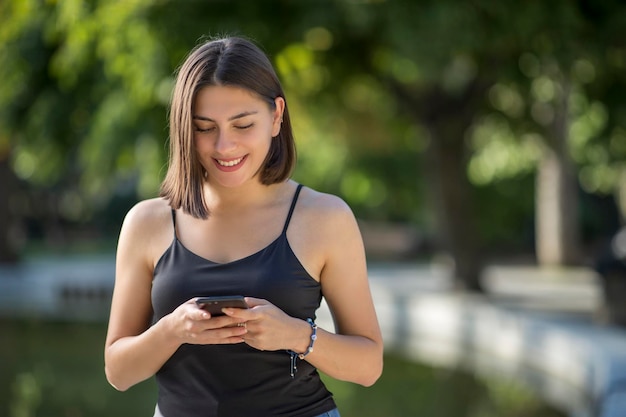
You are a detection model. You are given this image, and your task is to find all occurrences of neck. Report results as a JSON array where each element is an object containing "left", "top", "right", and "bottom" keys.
[{"left": 202, "top": 180, "right": 288, "bottom": 214}]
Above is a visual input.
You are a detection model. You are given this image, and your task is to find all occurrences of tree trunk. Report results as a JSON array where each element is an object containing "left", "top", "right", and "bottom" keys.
[
  {"left": 0, "top": 154, "right": 19, "bottom": 263},
  {"left": 425, "top": 121, "right": 484, "bottom": 291},
  {"left": 535, "top": 79, "right": 580, "bottom": 266},
  {"left": 386, "top": 79, "right": 488, "bottom": 291}
]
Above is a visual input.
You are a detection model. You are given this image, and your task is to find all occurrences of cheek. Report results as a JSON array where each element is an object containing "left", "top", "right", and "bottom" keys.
[
  {"left": 242, "top": 125, "right": 273, "bottom": 146},
  {"left": 193, "top": 135, "right": 211, "bottom": 153}
]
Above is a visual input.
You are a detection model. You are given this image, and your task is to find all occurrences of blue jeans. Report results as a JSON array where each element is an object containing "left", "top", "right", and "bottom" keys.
[
  {"left": 155, "top": 405, "right": 340, "bottom": 416},
  {"left": 315, "top": 408, "right": 341, "bottom": 417}
]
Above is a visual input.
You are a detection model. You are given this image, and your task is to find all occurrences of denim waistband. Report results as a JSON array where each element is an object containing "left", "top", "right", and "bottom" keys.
[
  {"left": 155, "top": 405, "right": 341, "bottom": 417},
  {"left": 314, "top": 408, "right": 341, "bottom": 417}
]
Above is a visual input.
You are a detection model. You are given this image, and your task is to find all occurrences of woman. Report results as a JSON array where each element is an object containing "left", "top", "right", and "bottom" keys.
[{"left": 104, "top": 36, "right": 383, "bottom": 417}]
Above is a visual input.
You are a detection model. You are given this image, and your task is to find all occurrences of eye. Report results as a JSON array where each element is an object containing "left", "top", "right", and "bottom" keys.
[
  {"left": 195, "top": 126, "right": 215, "bottom": 133},
  {"left": 234, "top": 123, "right": 253, "bottom": 130}
]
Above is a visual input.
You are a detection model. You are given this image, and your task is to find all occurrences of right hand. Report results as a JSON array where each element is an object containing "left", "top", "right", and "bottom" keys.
[{"left": 164, "top": 298, "right": 248, "bottom": 345}]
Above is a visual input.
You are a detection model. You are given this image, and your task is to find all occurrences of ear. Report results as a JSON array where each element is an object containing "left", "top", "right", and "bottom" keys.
[{"left": 271, "top": 96, "right": 286, "bottom": 137}]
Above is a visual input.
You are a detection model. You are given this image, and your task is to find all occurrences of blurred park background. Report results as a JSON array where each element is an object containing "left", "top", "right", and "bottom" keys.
[{"left": 1, "top": 0, "right": 626, "bottom": 416}]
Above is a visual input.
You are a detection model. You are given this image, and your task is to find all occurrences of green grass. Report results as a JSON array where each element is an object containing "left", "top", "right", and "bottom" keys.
[
  {"left": 0, "top": 319, "right": 566, "bottom": 417},
  {"left": 322, "top": 357, "right": 565, "bottom": 417},
  {"left": 1, "top": 319, "right": 156, "bottom": 417}
]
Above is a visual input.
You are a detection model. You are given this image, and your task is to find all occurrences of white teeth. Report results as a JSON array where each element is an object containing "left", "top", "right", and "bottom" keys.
[{"left": 217, "top": 157, "right": 243, "bottom": 167}]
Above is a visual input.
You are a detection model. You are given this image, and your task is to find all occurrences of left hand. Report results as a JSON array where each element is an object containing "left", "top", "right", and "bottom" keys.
[{"left": 222, "top": 297, "right": 308, "bottom": 352}]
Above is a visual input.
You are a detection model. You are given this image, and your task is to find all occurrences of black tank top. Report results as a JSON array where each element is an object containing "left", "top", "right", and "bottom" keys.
[{"left": 151, "top": 184, "right": 336, "bottom": 417}]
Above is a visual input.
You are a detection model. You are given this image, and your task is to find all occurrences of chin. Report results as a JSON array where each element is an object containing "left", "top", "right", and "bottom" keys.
[{"left": 209, "top": 175, "right": 256, "bottom": 189}]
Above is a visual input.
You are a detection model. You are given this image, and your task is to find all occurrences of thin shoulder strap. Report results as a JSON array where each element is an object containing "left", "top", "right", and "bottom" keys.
[
  {"left": 282, "top": 184, "right": 303, "bottom": 235},
  {"left": 170, "top": 209, "right": 177, "bottom": 236}
]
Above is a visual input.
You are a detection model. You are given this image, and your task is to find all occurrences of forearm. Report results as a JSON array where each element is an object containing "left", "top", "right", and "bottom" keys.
[
  {"left": 105, "top": 317, "right": 180, "bottom": 391},
  {"left": 296, "top": 325, "right": 383, "bottom": 387}
]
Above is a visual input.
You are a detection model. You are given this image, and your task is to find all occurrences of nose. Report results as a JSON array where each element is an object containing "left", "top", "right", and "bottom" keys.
[{"left": 214, "top": 128, "right": 236, "bottom": 154}]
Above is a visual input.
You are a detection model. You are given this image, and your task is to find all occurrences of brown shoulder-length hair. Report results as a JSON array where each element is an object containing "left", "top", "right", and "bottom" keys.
[{"left": 159, "top": 36, "right": 296, "bottom": 219}]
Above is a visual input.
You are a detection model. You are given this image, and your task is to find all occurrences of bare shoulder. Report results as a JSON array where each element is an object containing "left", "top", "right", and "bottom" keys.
[
  {"left": 288, "top": 185, "right": 365, "bottom": 282},
  {"left": 122, "top": 197, "right": 172, "bottom": 230},
  {"left": 117, "top": 197, "right": 173, "bottom": 265},
  {"left": 297, "top": 186, "right": 354, "bottom": 220},
  {"left": 295, "top": 186, "right": 360, "bottom": 240}
]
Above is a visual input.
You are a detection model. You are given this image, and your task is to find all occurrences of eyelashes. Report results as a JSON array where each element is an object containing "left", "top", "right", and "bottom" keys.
[{"left": 194, "top": 124, "right": 254, "bottom": 133}]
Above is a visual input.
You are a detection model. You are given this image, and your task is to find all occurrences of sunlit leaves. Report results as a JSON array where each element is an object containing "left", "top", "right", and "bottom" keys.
[
  {"left": 13, "top": 148, "right": 37, "bottom": 181},
  {"left": 1, "top": 0, "right": 625, "bottom": 244},
  {"left": 288, "top": 97, "right": 349, "bottom": 188},
  {"left": 371, "top": 48, "right": 421, "bottom": 85},
  {"left": 579, "top": 164, "right": 620, "bottom": 195},
  {"left": 571, "top": 59, "right": 596, "bottom": 84},
  {"left": 527, "top": 64, "right": 564, "bottom": 127},
  {"left": 518, "top": 53, "right": 541, "bottom": 78},
  {"left": 0, "top": 0, "right": 47, "bottom": 121},
  {"left": 47, "top": 0, "right": 94, "bottom": 89},
  {"left": 569, "top": 99, "right": 608, "bottom": 159},
  {"left": 275, "top": 43, "right": 329, "bottom": 95},
  {"left": 531, "top": 76, "right": 557, "bottom": 103},
  {"left": 488, "top": 83, "right": 525, "bottom": 119},
  {"left": 441, "top": 54, "right": 478, "bottom": 95},
  {"left": 484, "top": 44, "right": 624, "bottom": 207},
  {"left": 468, "top": 115, "right": 542, "bottom": 185},
  {"left": 568, "top": 94, "right": 614, "bottom": 195},
  {"left": 81, "top": 5, "right": 164, "bottom": 101},
  {"left": 342, "top": 74, "right": 396, "bottom": 119},
  {"left": 610, "top": 128, "right": 626, "bottom": 158},
  {"left": 1, "top": 0, "right": 171, "bottom": 223},
  {"left": 0, "top": 0, "right": 41, "bottom": 41},
  {"left": 134, "top": 133, "right": 164, "bottom": 198},
  {"left": 304, "top": 27, "right": 333, "bottom": 51},
  {"left": 340, "top": 170, "right": 387, "bottom": 209}
]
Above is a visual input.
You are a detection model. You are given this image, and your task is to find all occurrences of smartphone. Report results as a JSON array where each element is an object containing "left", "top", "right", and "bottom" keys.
[{"left": 195, "top": 295, "right": 248, "bottom": 316}]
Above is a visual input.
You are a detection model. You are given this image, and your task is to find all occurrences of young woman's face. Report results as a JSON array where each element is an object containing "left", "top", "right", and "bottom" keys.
[{"left": 192, "top": 85, "right": 284, "bottom": 189}]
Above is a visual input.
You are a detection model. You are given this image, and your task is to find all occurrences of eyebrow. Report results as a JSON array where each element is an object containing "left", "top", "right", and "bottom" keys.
[{"left": 192, "top": 111, "right": 258, "bottom": 122}]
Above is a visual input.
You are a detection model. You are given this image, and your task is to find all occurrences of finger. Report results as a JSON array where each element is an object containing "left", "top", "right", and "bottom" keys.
[
  {"left": 197, "top": 327, "right": 247, "bottom": 344},
  {"left": 222, "top": 307, "right": 253, "bottom": 320},
  {"left": 190, "top": 305, "right": 211, "bottom": 320},
  {"left": 191, "top": 335, "right": 246, "bottom": 345},
  {"left": 242, "top": 297, "right": 268, "bottom": 307},
  {"left": 202, "top": 315, "right": 244, "bottom": 329}
]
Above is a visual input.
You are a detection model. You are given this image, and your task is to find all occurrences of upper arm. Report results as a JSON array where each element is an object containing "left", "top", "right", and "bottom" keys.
[
  {"left": 314, "top": 196, "right": 382, "bottom": 344},
  {"left": 105, "top": 199, "right": 172, "bottom": 349}
]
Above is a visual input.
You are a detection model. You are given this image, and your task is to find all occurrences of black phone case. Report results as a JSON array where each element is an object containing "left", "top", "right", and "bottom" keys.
[{"left": 195, "top": 296, "right": 248, "bottom": 316}]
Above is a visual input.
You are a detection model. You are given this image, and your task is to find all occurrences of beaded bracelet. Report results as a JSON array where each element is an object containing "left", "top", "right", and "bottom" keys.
[
  {"left": 287, "top": 318, "right": 317, "bottom": 377},
  {"left": 298, "top": 318, "right": 318, "bottom": 359}
]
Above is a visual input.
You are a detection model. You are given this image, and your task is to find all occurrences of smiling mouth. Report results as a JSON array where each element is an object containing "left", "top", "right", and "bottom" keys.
[{"left": 216, "top": 156, "right": 244, "bottom": 167}]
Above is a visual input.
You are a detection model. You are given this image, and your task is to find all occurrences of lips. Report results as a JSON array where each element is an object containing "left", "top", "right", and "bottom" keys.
[
  {"left": 213, "top": 155, "right": 248, "bottom": 171},
  {"left": 216, "top": 156, "right": 244, "bottom": 167}
]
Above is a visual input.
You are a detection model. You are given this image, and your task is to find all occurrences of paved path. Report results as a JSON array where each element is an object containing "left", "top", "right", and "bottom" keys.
[
  {"left": 1, "top": 256, "right": 625, "bottom": 417},
  {"left": 361, "top": 263, "right": 626, "bottom": 417}
]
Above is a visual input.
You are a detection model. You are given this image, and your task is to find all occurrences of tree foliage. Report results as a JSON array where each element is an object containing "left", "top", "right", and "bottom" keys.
[{"left": 0, "top": 0, "right": 625, "bottom": 272}]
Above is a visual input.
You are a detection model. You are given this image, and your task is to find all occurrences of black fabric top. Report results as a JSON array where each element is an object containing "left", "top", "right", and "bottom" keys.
[{"left": 151, "top": 184, "right": 336, "bottom": 417}]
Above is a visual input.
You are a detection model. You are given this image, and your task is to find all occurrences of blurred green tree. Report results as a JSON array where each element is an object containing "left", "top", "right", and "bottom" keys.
[
  {"left": 1, "top": 0, "right": 625, "bottom": 293},
  {"left": 0, "top": 0, "right": 172, "bottom": 259},
  {"left": 307, "top": 0, "right": 626, "bottom": 287}
]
